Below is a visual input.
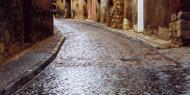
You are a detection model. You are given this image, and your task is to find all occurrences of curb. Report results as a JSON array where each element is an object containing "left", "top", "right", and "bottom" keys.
[{"left": 0, "top": 36, "right": 66, "bottom": 95}]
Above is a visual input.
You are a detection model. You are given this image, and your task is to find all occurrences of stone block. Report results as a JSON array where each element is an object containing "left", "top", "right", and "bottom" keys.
[
  {"left": 0, "top": 0, "right": 53, "bottom": 56},
  {"left": 169, "top": 21, "right": 185, "bottom": 38},
  {"left": 169, "top": 21, "right": 187, "bottom": 30},
  {"left": 158, "top": 27, "right": 170, "bottom": 40},
  {"left": 169, "top": 22, "right": 176, "bottom": 32}
]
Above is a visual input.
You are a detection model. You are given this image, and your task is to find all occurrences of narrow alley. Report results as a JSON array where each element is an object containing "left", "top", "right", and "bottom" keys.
[
  {"left": 1, "top": 0, "right": 190, "bottom": 94},
  {"left": 12, "top": 19, "right": 190, "bottom": 95}
]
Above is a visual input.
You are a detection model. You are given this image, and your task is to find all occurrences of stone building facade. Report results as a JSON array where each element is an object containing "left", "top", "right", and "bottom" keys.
[
  {"left": 56, "top": 0, "right": 190, "bottom": 46},
  {"left": 56, "top": 0, "right": 87, "bottom": 19},
  {"left": 0, "top": 0, "right": 53, "bottom": 61}
]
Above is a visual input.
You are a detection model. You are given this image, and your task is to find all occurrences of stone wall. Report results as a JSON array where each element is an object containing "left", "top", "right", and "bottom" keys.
[
  {"left": 143, "top": 0, "right": 171, "bottom": 40},
  {"left": 169, "top": 0, "right": 190, "bottom": 45},
  {"left": 54, "top": 0, "right": 190, "bottom": 46},
  {"left": 132, "top": 0, "right": 137, "bottom": 28},
  {"left": 72, "top": 0, "right": 85, "bottom": 19},
  {"left": 31, "top": 0, "right": 53, "bottom": 41},
  {"left": 110, "top": 0, "right": 124, "bottom": 29},
  {"left": 87, "top": 0, "right": 100, "bottom": 21},
  {"left": 144, "top": 0, "right": 171, "bottom": 29},
  {"left": 105, "top": 0, "right": 124, "bottom": 29},
  {"left": 83, "top": 0, "right": 88, "bottom": 19},
  {"left": 0, "top": 0, "right": 53, "bottom": 61},
  {"left": 96, "top": 0, "right": 101, "bottom": 22},
  {"left": 0, "top": 0, "right": 24, "bottom": 56},
  {"left": 87, "top": 0, "right": 96, "bottom": 21},
  {"left": 99, "top": 0, "right": 107, "bottom": 23},
  {"left": 123, "top": 0, "right": 137, "bottom": 30},
  {"left": 144, "top": 0, "right": 181, "bottom": 29},
  {"left": 56, "top": 0, "right": 65, "bottom": 17}
]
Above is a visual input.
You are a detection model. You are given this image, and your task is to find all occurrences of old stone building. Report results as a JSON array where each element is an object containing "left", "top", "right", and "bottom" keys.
[
  {"left": 56, "top": 0, "right": 190, "bottom": 46},
  {"left": 0, "top": 0, "right": 53, "bottom": 61}
]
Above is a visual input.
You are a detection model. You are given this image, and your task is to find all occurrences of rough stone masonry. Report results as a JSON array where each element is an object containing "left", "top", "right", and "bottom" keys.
[{"left": 0, "top": 0, "right": 53, "bottom": 63}]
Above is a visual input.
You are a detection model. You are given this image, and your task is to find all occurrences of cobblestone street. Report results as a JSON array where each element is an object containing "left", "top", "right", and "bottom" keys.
[{"left": 13, "top": 19, "right": 190, "bottom": 95}]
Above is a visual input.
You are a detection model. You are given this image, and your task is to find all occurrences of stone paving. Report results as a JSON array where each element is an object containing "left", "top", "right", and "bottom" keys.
[{"left": 13, "top": 19, "right": 190, "bottom": 95}]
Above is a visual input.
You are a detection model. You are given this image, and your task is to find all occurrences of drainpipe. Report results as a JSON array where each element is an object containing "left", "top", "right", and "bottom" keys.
[{"left": 137, "top": 0, "right": 144, "bottom": 32}]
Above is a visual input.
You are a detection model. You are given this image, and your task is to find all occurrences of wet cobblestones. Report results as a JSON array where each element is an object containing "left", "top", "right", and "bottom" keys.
[{"left": 13, "top": 19, "right": 190, "bottom": 95}]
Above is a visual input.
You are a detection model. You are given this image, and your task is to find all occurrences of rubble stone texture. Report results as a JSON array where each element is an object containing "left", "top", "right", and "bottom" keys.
[
  {"left": 0, "top": 0, "right": 53, "bottom": 63},
  {"left": 169, "top": 0, "right": 190, "bottom": 45},
  {"left": 110, "top": 0, "right": 124, "bottom": 29},
  {"left": 31, "top": 0, "right": 53, "bottom": 41},
  {"left": 0, "top": 0, "right": 24, "bottom": 59}
]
